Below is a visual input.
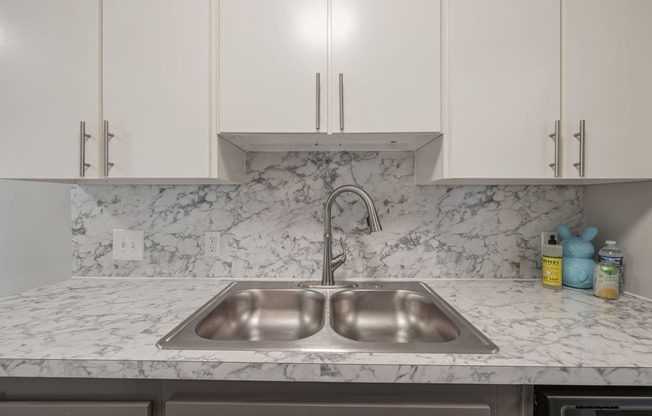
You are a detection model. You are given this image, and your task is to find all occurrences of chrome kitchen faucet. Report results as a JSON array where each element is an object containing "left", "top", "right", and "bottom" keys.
[{"left": 320, "top": 185, "right": 382, "bottom": 286}]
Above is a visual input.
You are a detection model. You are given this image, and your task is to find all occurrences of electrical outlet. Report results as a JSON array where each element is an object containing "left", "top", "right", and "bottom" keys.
[
  {"left": 113, "top": 229, "right": 144, "bottom": 261},
  {"left": 205, "top": 232, "right": 221, "bottom": 257},
  {"left": 541, "top": 231, "right": 559, "bottom": 248}
]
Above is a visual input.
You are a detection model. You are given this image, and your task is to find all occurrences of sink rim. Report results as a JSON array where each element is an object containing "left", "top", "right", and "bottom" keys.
[{"left": 157, "top": 281, "right": 499, "bottom": 354}]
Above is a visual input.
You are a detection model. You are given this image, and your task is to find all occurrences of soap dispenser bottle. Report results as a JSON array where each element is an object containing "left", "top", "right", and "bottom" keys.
[{"left": 542, "top": 235, "right": 562, "bottom": 290}]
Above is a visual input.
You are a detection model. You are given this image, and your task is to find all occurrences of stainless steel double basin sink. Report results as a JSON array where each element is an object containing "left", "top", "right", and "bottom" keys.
[{"left": 157, "top": 281, "right": 498, "bottom": 354}]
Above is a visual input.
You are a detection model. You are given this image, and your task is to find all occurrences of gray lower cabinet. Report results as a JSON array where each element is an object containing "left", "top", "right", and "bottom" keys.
[
  {"left": 162, "top": 382, "right": 529, "bottom": 416},
  {"left": 0, "top": 379, "right": 531, "bottom": 416},
  {"left": 0, "top": 378, "right": 161, "bottom": 416},
  {"left": 0, "top": 401, "right": 151, "bottom": 416},
  {"left": 166, "top": 401, "right": 490, "bottom": 416}
]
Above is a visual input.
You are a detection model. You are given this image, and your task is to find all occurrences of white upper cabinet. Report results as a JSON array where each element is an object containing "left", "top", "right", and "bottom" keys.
[
  {"left": 4, "top": 1, "right": 651, "bottom": 183},
  {"left": 219, "top": 0, "right": 441, "bottom": 149},
  {"left": 416, "top": 0, "right": 561, "bottom": 183},
  {"left": 418, "top": 0, "right": 652, "bottom": 184},
  {"left": 331, "top": 0, "right": 440, "bottom": 133},
  {"left": 103, "top": 0, "right": 218, "bottom": 179},
  {"left": 0, "top": 0, "right": 100, "bottom": 180},
  {"left": 0, "top": 0, "right": 244, "bottom": 183},
  {"left": 219, "top": 0, "right": 327, "bottom": 133},
  {"left": 447, "top": 0, "right": 561, "bottom": 180},
  {"left": 562, "top": 0, "right": 652, "bottom": 180}
]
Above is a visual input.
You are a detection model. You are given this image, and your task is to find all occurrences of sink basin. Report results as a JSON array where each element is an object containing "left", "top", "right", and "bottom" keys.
[
  {"left": 158, "top": 281, "right": 498, "bottom": 354},
  {"left": 331, "top": 290, "right": 460, "bottom": 343},
  {"left": 195, "top": 289, "right": 324, "bottom": 341}
]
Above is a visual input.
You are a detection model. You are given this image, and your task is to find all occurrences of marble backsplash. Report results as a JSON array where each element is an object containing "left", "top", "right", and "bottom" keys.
[{"left": 71, "top": 152, "right": 584, "bottom": 280}]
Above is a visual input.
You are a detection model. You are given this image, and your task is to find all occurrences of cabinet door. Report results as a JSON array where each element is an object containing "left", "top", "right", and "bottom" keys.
[
  {"left": 103, "top": 0, "right": 212, "bottom": 178},
  {"left": 0, "top": 401, "right": 150, "bottom": 416},
  {"left": 167, "top": 401, "right": 490, "bottom": 416},
  {"left": 331, "top": 0, "right": 440, "bottom": 133},
  {"left": 0, "top": 0, "right": 100, "bottom": 180},
  {"left": 448, "top": 0, "right": 561, "bottom": 179},
  {"left": 219, "top": 0, "right": 328, "bottom": 133},
  {"left": 563, "top": 0, "right": 652, "bottom": 179}
]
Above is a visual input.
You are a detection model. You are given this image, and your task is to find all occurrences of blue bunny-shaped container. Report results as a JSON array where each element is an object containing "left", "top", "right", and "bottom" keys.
[{"left": 556, "top": 224, "right": 598, "bottom": 289}]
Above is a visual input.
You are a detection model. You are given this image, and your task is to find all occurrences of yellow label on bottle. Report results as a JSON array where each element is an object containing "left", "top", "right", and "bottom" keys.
[{"left": 542, "top": 256, "right": 562, "bottom": 287}]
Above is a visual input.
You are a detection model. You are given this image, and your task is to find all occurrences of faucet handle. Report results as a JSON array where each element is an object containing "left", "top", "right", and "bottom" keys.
[
  {"left": 331, "top": 237, "right": 347, "bottom": 271},
  {"left": 338, "top": 237, "right": 347, "bottom": 260}
]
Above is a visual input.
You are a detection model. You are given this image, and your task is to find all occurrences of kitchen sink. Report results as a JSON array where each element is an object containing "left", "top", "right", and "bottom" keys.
[
  {"left": 157, "top": 281, "right": 498, "bottom": 354},
  {"left": 330, "top": 289, "right": 461, "bottom": 343},
  {"left": 195, "top": 289, "right": 325, "bottom": 341}
]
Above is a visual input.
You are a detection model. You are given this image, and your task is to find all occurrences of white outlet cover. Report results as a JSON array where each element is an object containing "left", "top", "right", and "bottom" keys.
[
  {"left": 205, "top": 232, "right": 221, "bottom": 257},
  {"left": 113, "top": 229, "right": 144, "bottom": 261}
]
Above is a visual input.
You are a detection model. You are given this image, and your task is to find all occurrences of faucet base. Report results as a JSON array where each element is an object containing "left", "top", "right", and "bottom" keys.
[{"left": 297, "top": 281, "right": 358, "bottom": 289}]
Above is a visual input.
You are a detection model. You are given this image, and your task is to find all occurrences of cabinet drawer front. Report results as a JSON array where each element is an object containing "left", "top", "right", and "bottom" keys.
[
  {"left": 0, "top": 401, "right": 151, "bottom": 416},
  {"left": 167, "top": 401, "right": 490, "bottom": 416}
]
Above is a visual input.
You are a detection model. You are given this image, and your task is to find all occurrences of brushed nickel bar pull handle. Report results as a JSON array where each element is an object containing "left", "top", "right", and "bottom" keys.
[
  {"left": 339, "top": 73, "right": 344, "bottom": 131},
  {"left": 103, "top": 120, "right": 114, "bottom": 177},
  {"left": 79, "top": 121, "right": 91, "bottom": 177},
  {"left": 315, "top": 73, "right": 321, "bottom": 130},
  {"left": 573, "top": 119, "right": 585, "bottom": 177},
  {"left": 548, "top": 120, "right": 560, "bottom": 178}
]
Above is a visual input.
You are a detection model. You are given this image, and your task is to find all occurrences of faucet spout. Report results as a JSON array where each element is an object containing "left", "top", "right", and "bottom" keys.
[
  {"left": 321, "top": 185, "right": 382, "bottom": 286},
  {"left": 367, "top": 213, "right": 382, "bottom": 233}
]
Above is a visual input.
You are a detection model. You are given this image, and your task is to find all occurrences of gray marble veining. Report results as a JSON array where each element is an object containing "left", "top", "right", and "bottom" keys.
[
  {"left": 0, "top": 277, "right": 651, "bottom": 384},
  {"left": 72, "top": 152, "right": 583, "bottom": 279}
]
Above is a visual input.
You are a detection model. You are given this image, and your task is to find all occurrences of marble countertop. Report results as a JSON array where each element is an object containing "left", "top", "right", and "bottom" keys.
[{"left": 1, "top": 277, "right": 651, "bottom": 385}]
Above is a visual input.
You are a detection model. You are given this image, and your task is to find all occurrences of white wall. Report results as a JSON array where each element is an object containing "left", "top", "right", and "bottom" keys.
[
  {"left": 585, "top": 181, "right": 652, "bottom": 299},
  {"left": 0, "top": 180, "right": 71, "bottom": 298}
]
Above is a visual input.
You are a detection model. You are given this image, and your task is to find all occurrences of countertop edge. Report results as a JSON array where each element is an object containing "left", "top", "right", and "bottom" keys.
[{"left": 1, "top": 358, "right": 652, "bottom": 385}]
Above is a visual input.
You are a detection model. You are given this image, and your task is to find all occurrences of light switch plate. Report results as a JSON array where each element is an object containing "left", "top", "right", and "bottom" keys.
[{"left": 113, "top": 229, "right": 144, "bottom": 261}]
